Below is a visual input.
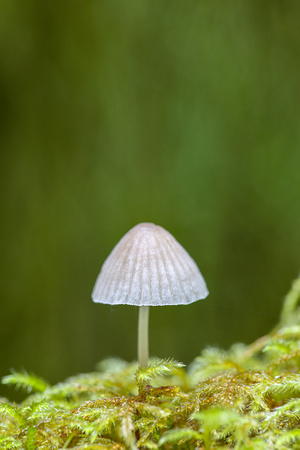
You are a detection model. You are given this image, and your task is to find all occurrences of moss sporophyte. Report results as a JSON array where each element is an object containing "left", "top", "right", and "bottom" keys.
[
  {"left": 92, "top": 223, "right": 209, "bottom": 367},
  {"left": 1, "top": 232, "right": 300, "bottom": 448}
]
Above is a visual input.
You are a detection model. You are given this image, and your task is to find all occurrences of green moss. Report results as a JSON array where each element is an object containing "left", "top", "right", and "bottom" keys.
[{"left": 1, "top": 279, "right": 300, "bottom": 449}]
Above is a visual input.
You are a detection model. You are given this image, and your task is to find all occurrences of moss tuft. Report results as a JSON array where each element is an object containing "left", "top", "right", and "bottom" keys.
[{"left": 1, "top": 278, "right": 300, "bottom": 449}]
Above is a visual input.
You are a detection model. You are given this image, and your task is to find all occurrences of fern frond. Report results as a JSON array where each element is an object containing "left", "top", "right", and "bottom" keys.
[
  {"left": 135, "top": 359, "right": 184, "bottom": 389},
  {"left": 261, "top": 374, "right": 300, "bottom": 401},
  {"left": 2, "top": 370, "right": 49, "bottom": 394},
  {"left": 158, "top": 428, "right": 202, "bottom": 446}
]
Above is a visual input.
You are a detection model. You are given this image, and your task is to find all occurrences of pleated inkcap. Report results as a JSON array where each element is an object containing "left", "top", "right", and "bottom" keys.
[{"left": 92, "top": 223, "right": 209, "bottom": 306}]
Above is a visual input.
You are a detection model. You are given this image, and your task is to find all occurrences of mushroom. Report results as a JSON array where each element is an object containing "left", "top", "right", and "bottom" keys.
[{"left": 92, "top": 223, "right": 209, "bottom": 366}]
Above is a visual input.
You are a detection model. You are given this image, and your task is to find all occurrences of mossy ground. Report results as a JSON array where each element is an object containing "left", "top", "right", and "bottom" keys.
[{"left": 1, "top": 279, "right": 300, "bottom": 449}]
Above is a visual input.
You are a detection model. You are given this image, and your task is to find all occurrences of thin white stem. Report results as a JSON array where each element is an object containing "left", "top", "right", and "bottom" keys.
[{"left": 138, "top": 305, "right": 149, "bottom": 366}]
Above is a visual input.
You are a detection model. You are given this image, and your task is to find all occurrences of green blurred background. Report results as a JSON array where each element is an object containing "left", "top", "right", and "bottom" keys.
[{"left": 1, "top": 1, "right": 299, "bottom": 398}]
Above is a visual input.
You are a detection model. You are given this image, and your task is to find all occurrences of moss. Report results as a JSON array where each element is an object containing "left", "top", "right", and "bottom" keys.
[{"left": 1, "top": 278, "right": 300, "bottom": 449}]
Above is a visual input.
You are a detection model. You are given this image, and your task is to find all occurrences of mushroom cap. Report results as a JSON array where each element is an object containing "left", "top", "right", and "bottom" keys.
[{"left": 92, "top": 223, "right": 209, "bottom": 306}]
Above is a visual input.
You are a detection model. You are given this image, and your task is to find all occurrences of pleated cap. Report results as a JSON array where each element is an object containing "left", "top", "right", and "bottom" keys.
[{"left": 92, "top": 223, "right": 209, "bottom": 306}]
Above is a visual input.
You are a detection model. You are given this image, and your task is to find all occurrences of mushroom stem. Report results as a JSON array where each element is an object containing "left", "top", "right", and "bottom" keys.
[{"left": 138, "top": 305, "right": 149, "bottom": 366}]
